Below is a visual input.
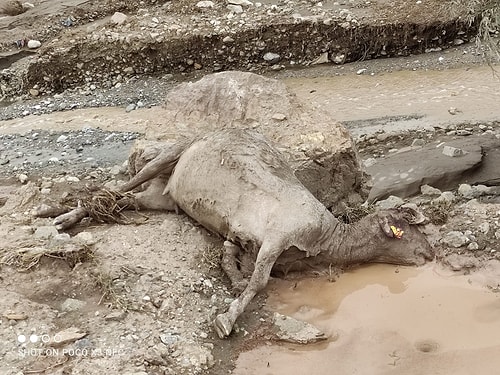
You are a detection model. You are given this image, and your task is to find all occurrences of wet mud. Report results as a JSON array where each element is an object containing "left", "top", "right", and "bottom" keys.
[{"left": 235, "top": 263, "right": 500, "bottom": 374}]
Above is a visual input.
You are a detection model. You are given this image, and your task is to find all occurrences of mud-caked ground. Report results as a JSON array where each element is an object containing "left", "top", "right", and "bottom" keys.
[{"left": 1, "top": 0, "right": 500, "bottom": 374}]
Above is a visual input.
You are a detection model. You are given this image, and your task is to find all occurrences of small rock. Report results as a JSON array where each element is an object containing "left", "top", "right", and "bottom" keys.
[
  {"left": 160, "top": 332, "right": 179, "bottom": 346},
  {"left": 228, "top": 0, "right": 253, "bottom": 5},
  {"left": 49, "top": 327, "right": 87, "bottom": 347},
  {"left": 3, "top": 312, "right": 28, "bottom": 321},
  {"left": 29, "top": 88, "right": 39, "bottom": 97},
  {"left": 332, "top": 54, "right": 345, "bottom": 64},
  {"left": 420, "top": 184, "right": 442, "bottom": 196},
  {"left": 479, "top": 222, "right": 490, "bottom": 234},
  {"left": 263, "top": 52, "right": 280, "bottom": 63},
  {"left": 442, "top": 145, "right": 467, "bottom": 157},
  {"left": 441, "top": 231, "right": 469, "bottom": 248},
  {"left": 433, "top": 191, "right": 456, "bottom": 203},
  {"left": 356, "top": 68, "right": 367, "bottom": 75},
  {"left": 495, "top": 230, "right": 500, "bottom": 240},
  {"left": 411, "top": 139, "right": 425, "bottom": 147},
  {"left": 376, "top": 195, "right": 404, "bottom": 209},
  {"left": 448, "top": 107, "right": 460, "bottom": 115},
  {"left": 17, "top": 174, "right": 28, "bottom": 184},
  {"left": 125, "top": 103, "right": 136, "bottom": 112},
  {"left": 27, "top": 40, "right": 41, "bottom": 49},
  {"left": 272, "top": 313, "right": 326, "bottom": 344},
  {"left": 61, "top": 298, "right": 87, "bottom": 312},
  {"left": 311, "top": 52, "right": 329, "bottom": 65},
  {"left": 66, "top": 176, "right": 80, "bottom": 182},
  {"left": 444, "top": 254, "right": 480, "bottom": 271},
  {"left": 222, "top": 36, "right": 234, "bottom": 43},
  {"left": 53, "top": 233, "right": 71, "bottom": 243},
  {"left": 111, "top": 12, "right": 128, "bottom": 25},
  {"left": 467, "top": 242, "right": 479, "bottom": 251},
  {"left": 74, "top": 231, "right": 96, "bottom": 245},
  {"left": 56, "top": 135, "right": 68, "bottom": 142},
  {"left": 458, "top": 184, "right": 496, "bottom": 199},
  {"left": 226, "top": 4, "right": 243, "bottom": 12},
  {"left": 105, "top": 311, "right": 127, "bottom": 321},
  {"left": 34, "top": 226, "right": 59, "bottom": 239},
  {"left": 196, "top": 0, "right": 215, "bottom": 7},
  {"left": 109, "top": 165, "right": 122, "bottom": 176},
  {"left": 272, "top": 113, "right": 286, "bottom": 121}
]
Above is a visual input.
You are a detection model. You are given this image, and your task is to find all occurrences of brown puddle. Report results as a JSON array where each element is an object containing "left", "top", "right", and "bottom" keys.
[{"left": 234, "top": 264, "right": 500, "bottom": 375}]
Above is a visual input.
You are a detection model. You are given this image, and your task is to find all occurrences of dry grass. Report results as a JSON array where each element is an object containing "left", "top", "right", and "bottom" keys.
[
  {"left": 0, "top": 242, "right": 93, "bottom": 271},
  {"left": 338, "top": 204, "right": 375, "bottom": 224},
  {"left": 79, "top": 188, "right": 142, "bottom": 224},
  {"left": 449, "top": 0, "right": 500, "bottom": 61},
  {"left": 424, "top": 201, "right": 452, "bottom": 225}
]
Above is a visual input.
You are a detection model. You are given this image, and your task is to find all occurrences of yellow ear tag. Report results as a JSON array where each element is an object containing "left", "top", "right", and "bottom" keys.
[{"left": 390, "top": 225, "right": 404, "bottom": 239}]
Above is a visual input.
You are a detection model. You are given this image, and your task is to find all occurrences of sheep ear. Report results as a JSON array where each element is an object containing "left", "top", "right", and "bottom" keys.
[{"left": 378, "top": 215, "right": 395, "bottom": 238}]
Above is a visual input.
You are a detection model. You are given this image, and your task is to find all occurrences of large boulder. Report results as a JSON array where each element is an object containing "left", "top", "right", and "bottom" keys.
[{"left": 138, "top": 71, "right": 367, "bottom": 212}]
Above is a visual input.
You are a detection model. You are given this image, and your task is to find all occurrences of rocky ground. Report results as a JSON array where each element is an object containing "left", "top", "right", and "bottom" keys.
[{"left": 1, "top": 0, "right": 500, "bottom": 374}]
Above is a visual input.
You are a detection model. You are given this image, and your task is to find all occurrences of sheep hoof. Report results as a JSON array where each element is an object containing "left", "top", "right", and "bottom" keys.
[{"left": 214, "top": 313, "right": 233, "bottom": 339}]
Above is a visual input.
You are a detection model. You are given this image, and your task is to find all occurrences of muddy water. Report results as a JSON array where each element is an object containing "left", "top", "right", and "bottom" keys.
[
  {"left": 284, "top": 65, "right": 500, "bottom": 135},
  {"left": 234, "top": 264, "right": 500, "bottom": 375}
]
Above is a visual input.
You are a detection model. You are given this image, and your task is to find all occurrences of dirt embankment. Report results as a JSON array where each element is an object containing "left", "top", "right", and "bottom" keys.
[{"left": 0, "top": 0, "right": 486, "bottom": 99}]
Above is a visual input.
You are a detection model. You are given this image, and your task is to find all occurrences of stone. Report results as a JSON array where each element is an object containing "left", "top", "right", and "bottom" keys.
[
  {"left": 61, "top": 298, "right": 87, "bottom": 312},
  {"left": 467, "top": 242, "right": 479, "bottom": 251},
  {"left": 74, "top": 231, "right": 96, "bottom": 245},
  {"left": 27, "top": 40, "right": 41, "bottom": 49},
  {"left": 196, "top": 0, "right": 214, "bottom": 7},
  {"left": 228, "top": 0, "right": 253, "bottom": 5},
  {"left": 53, "top": 233, "right": 71, "bottom": 242},
  {"left": 222, "top": 36, "right": 234, "bottom": 43},
  {"left": 147, "top": 72, "right": 366, "bottom": 212},
  {"left": 111, "top": 12, "right": 127, "bottom": 25},
  {"left": 105, "top": 311, "right": 127, "bottom": 321},
  {"left": 263, "top": 52, "right": 280, "bottom": 63},
  {"left": 411, "top": 139, "right": 425, "bottom": 147},
  {"left": 272, "top": 113, "right": 286, "bottom": 121},
  {"left": 66, "top": 176, "right": 79, "bottom": 183},
  {"left": 226, "top": 4, "right": 243, "bottom": 12},
  {"left": 458, "top": 184, "right": 498, "bottom": 199},
  {"left": 433, "top": 191, "right": 456, "bottom": 203},
  {"left": 125, "top": 103, "right": 136, "bottom": 112},
  {"left": 311, "top": 52, "right": 329, "bottom": 65},
  {"left": 479, "top": 222, "right": 490, "bottom": 234},
  {"left": 366, "top": 139, "right": 483, "bottom": 202},
  {"left": 420, "top": 184, "right": 441, "bottom": 196},
  {"left": 17, "top": 174, "right": 28, "bottom": 184},
  {"left": 49, "top": 327, "right": 87, "bottom": 347},
  {"left": 441, "top": 231, "right": 469, "bottom": 248},
  {"left": 376, "top": 195, "right": 404, "bottom": 209},
  {"left": 34, "top": 226, "right": 59, "bottom": 239},
  {"left": 444, "top": 254, "right": 480, "bottom": 271},
  {"left": 56, "top": 135, "right": 68, "bottom": 142},
  {"left": 442, "top": 145, "right": 467, "bottom": 157},
  {"left": 272, "top": 312, "right": 326, "bottom": 344}
]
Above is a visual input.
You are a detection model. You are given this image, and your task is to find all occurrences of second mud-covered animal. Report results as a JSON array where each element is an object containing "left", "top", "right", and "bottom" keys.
[{"left": 54, "top": 128, "right": 434, "bottom": 338}]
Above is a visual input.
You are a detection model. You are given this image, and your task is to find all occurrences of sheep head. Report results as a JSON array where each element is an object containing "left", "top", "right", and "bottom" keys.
[{"left": 370, "top": 207, "right": 434, "bottom": 266}]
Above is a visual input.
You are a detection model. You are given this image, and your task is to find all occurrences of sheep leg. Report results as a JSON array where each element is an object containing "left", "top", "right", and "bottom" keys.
[
  {"left": 214, "top": 240, "right": 284, "bottom": 338},
  {"left": 119, "top": 140, "right": 189, "bottom": 193},
  {"left": 222, "top": 241, "right": 248, "bottom": 293},
  {"left": 53, "top": 207, "right": 88, "bottom": 230}
]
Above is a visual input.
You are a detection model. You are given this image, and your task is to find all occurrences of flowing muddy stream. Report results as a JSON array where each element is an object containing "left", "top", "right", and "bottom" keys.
[
  {"left": 283, "top": 64, "right": 500, "bottom": 135},
  {"left": 234, "top": 264, "right": 500, "bottom": 375}
]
